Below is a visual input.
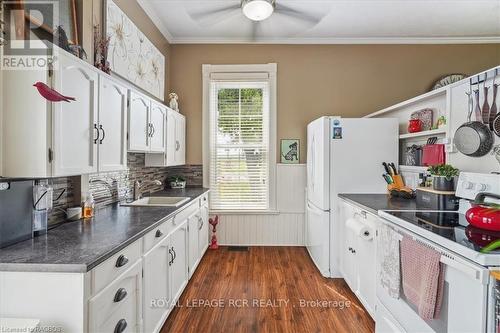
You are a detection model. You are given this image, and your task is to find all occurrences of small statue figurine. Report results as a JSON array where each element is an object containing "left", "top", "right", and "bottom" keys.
[
  {"left": 209, "top": 215, "right": 219, "bottom": 250},
  {"left": 169, "top": 92, "right": 179, "bottom": 112}
]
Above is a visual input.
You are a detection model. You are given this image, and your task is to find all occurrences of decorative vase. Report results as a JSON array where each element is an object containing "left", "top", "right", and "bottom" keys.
[
  {"left": 433, "top": 176, "right": 455, "bottom": 191},
  {"left": 408, "top": 119, "right": 422, "bottom": 133}
]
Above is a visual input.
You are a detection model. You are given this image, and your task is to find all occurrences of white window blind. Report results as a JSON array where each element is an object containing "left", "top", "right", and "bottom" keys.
[{"left": 209, "top": 81, "right": 270, "bottom": 211}]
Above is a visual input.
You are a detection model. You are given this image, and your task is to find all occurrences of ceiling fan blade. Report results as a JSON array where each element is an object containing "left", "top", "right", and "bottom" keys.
[
  {"left": 274, "top": 3, "right": 322, "bottom": 25},
  {"left": 188, "top": 3, "right": 241, "bottom": 26}
]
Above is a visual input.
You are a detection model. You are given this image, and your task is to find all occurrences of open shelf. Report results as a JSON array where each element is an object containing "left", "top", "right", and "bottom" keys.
[
  {"left": 399, "top": 165, "right": 428, "bottom": 173},
  {"left": 399, "top": 128, "right": 447, "bottom": 140}
]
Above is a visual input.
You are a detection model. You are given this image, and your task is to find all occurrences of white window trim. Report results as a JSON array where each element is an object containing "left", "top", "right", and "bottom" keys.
[{"left": 202, "top": 63, "right": 277, "bottom": 212}]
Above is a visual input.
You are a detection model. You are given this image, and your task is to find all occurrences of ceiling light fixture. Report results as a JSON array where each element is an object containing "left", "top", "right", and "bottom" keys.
[{"left": 241, "top": 0, "right": 275, "bottom": 21}]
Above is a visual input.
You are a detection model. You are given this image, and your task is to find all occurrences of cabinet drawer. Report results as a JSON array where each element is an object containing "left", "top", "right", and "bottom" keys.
[
  {"left": 89, "top": 260, "right": 142, "bottom": 330},
  {"left": 168, "top": 202, "right": 199, "bottom": 232},
  {"left": 92, "top": 240, "right": 142, "bottom": 294},
  {"left": 143, "top": 219, "right": 170, "bottom": 253},
  {"left": 94, "top": 292, "right": 140, "bottom": 333}
]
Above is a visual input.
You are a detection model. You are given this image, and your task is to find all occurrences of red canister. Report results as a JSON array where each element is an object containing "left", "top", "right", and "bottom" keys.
[{"left": 408, "top": 119, "right": 422, "bottom": 133}]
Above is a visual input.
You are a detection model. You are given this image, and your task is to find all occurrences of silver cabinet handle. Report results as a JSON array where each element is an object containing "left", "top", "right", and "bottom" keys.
[{"left": 175, "top": 140, "right": 180, "bottom": 151}]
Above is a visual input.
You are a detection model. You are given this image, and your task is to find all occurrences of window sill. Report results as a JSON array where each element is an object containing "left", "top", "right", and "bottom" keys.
[{"left": 209, "top": 210, "right": 280, "bottom": 216}]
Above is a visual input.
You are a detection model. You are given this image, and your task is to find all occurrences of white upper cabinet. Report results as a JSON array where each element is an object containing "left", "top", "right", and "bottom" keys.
[
  {"left": 149, "top": 101, "right": 167, "bottom": 153},
  {"left": 98, "top": 76, "right": 128, "bottom": 172},
  {"left": 52, "top": 51, "right": 99, "bottom": 176},
  {"left": 145, "top": 107, "right": 186, "bottom": 167},
  {"left": 166, "top": 109, "right": 177, "bottom": 166},
  {"left": 174, "top": 112, "right": 186, "bottom": 166},
  {"left": 128, "top": 91, "right": 151, "bottom": 152}
]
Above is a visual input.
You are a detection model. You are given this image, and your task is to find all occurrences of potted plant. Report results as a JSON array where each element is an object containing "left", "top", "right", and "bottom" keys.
[
  {"left": 168, "top": 176, "right": 186, "bottom": 189},
  {"left": 427, "top": 164, "right": 459, "bottom": 191}
]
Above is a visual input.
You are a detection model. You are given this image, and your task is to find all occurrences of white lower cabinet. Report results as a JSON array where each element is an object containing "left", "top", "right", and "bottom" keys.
[
  {"left": 199, "top": 203, "right": 209, "bottom": 258},
  {"left": 169, "top": 224, "right": 189, "bottom": 303},
  {"left": 0, "top": 194, "right": 210, "bottom": 333},
  {"left": 89, "top": 260, "right": 143, "bottom": 333},
  {"left": 188, "top": 211, "right": 200, "bottom": 279},
  {"left": 143, "top": 236, "right": 170, "bottom": 333},
  {"left": 339, "top": 199, "right": 379, "bottom": 318}
]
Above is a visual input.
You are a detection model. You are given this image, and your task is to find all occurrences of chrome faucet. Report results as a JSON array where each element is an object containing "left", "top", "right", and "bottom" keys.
[{"left": 134, "top": 180, "right": 162, "bottom": 200}]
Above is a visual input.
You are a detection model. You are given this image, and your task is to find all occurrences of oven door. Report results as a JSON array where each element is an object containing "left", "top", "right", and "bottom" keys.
[{"left": 376, "top": 220, "right": 490, "bottom": 333}]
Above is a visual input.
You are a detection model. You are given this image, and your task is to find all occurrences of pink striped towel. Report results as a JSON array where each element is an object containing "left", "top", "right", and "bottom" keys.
[{"left": 400, "top": 235, "right": 445, "bottom": 320}]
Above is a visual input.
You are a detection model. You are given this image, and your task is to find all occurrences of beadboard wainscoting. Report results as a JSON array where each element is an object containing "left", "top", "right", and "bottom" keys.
[{"left": 214, "top": 164, "right": 306, "bottom": 246}]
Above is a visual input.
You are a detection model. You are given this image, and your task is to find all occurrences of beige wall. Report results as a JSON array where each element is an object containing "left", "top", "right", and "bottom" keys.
[
  {"left": 170, "top": 44, "right": 500, "bottom": 164},
  {"left": 81, "top": 0, "right": 171, "bottom": 102}
]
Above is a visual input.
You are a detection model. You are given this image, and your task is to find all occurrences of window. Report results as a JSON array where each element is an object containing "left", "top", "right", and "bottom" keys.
[{"left": 203, "top": 64, "right": 277, "bottom": 212}]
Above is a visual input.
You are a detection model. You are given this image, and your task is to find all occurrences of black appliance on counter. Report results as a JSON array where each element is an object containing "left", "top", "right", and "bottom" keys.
[
  {"left": 0, "top": 180, "right": 34, "bottom": 249},
  {"left": 416, "top": 187, "right": 459, "bottom": 211}
]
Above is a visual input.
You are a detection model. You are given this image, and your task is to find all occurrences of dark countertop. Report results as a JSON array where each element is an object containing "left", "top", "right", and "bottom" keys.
[
  {"left": 338, "top": 193, "right": 417, "bottom": 215},
  {"left": 0, "top": 187, "right": 209, "bottom": 273}
]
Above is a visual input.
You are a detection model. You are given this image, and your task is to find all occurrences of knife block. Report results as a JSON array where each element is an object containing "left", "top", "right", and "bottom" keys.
[{"left": 387, "top": 175, "right": 413, "bottom": 194}]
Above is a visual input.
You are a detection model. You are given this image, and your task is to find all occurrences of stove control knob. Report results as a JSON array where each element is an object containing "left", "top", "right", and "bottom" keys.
[{"left": 476, "top": 183, "right": 488, "bottom": 191}]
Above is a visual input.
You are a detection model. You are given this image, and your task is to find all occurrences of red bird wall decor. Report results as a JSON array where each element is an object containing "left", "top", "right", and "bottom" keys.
[{"left": 33, "top": 82, "right": 76, "bottom": 103}]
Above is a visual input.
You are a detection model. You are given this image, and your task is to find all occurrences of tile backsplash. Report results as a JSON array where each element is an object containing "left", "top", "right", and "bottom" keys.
[
  {"left": 47, "top": 154, "right": 202, "bottom": 224},
  {"left": 88, "top": 153, "right": 202, "bottom": 207}
]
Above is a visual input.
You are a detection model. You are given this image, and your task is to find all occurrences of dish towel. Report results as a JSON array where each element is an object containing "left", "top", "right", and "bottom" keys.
[
  {"left": 400, "top": 235, "right": 445, "bottom": 320},
  {"left": 378, "top": 224, "right": 402, "bottom": 299}
]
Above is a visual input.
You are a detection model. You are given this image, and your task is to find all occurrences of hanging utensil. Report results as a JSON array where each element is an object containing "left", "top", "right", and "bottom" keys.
[
  {"left": 482, "top": 72, "right": 490, "bottom": 124},
  {"left": 474, "top": 86, "right": 483, "bottom": 122},
  {"left": 490, "top": 69, "right": 498, "bottom": 131},
  {"left": 454, "top": 79, "right": 494, "bottom": 157}
]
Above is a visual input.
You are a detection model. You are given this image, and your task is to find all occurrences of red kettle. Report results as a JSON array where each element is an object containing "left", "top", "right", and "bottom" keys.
[{"left": 466, "top": 193, "right": 500, "bottom": 231}]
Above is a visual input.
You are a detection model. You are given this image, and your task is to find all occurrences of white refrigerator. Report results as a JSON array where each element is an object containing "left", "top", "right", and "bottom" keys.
[{"left": 306, "top": 117, "right": 398, "bottom": 277}]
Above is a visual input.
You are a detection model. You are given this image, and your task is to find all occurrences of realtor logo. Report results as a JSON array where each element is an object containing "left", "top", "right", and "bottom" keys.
[{"left": 1, "top": 0, "right": 59, "bottom": 70}]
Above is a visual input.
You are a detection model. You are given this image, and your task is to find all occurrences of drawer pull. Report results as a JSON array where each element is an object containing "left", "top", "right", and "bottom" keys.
[
  {"left": 198, "top": 216, "right": 203, "bottom": 230},
  {"left": 155, "top": 229, "right": 163, "bottom": 238},
  {"left": 168, "top": 248, "right": 174, "bottom": 266},
  {"left": 172, "top": 247, "right": 177, "bottom": 263},
  {"left": 115, "top": 255, "right": 129, "bottom": 268},
  {"left": 113, "top": 288, "right": 128, "bottom": 303},
  {"left": 114, "top": 319, "right": 127, "bottom": 333}
]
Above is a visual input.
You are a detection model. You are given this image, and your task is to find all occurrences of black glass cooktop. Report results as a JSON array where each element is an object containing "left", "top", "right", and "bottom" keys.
[{"left": 385, "top": 211, "right": 500, "bottom": 255}]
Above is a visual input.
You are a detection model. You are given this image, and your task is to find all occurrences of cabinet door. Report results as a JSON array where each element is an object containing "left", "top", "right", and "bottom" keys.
[
  {"left": 187, "top": 212, "right": 200, "bottom": 279},
  {"left": 343, "top": 227, "right": 358, "bottom": 291},
  {"left": 52, "top": 53, "right": 98, "bottom": 176},
  {"left": 174, "top": 113, "right": 186, "bottom": 165},
  {"left": 150, "top": 101, "right": 166, "bottom": 153},
  {"left": 166, "top": 110, "right": 176, "bottom": 166},
  {"left": 169, "top": 224, "right": 188, "bottom": 302},
  {"left": 128, "top": 91, "right": 150, "bottom": 152},
  {"left": 98, "top": 76, "right": 127, "bottom": 172},
  {"left": 143, "top": 237, "right": 170, "bottom": 333},
  {"left": 199, "top": 204, "right": 209, "bottom": 258}
]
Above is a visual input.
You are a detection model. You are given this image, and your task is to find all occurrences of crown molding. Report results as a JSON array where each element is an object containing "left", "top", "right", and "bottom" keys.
[
  {"left": 137, "top": 0, "right": 174, "bottom": 43},
  {"left": 170, "top": 36, "right": 500, "bottom": 45}
]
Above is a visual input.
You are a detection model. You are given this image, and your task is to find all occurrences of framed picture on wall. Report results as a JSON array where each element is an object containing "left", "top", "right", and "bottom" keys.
[{"left": 280, "top": 139, "right": 300, "bottom": 164}]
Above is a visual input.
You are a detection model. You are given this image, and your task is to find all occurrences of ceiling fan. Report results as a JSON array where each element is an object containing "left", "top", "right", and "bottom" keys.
[{"left": 189, "top": 0, "right": 323, "bottom": 39}]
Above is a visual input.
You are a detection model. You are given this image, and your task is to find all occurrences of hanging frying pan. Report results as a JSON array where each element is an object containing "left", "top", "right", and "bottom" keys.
[
  {"left": 454, "top": 79, "right": 494, "bottom": 157},
  {"left": 493, "top": 113, "right": 500, "bottom": 137}
]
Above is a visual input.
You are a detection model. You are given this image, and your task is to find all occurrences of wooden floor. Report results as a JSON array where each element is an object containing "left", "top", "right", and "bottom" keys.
[{"left": 161, "top": 247, "right": 375, "bottom": 333}]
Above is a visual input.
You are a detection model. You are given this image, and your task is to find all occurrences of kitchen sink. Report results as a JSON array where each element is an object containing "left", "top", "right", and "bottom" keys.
[{"left": 122, "top": 196, "right": 190, "bottom": 207}]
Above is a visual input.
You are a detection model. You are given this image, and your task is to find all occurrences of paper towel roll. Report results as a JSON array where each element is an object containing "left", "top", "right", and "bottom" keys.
[{"left": 346, "top": 218, "right": 374, "bottom": 241}]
